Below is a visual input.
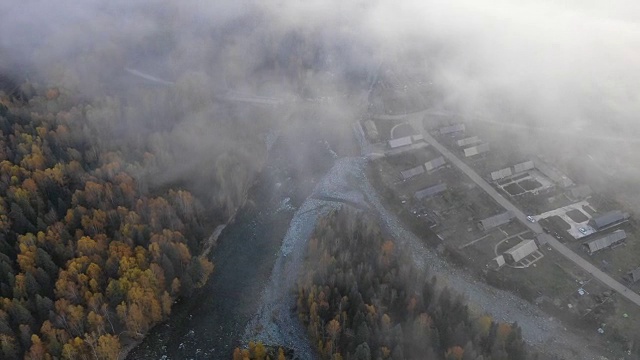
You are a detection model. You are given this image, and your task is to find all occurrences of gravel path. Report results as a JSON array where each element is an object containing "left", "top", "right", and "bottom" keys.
[{"left": 245, "top": 156, "right": 613, "bottom": 360}]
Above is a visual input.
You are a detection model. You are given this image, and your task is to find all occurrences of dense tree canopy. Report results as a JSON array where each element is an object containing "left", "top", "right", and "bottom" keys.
[
  {"left": 297, "top": 208, "right": 529, "bottom": 360},
  {"left": 0, "top": 86, "right": 217, "bottom": 358}
]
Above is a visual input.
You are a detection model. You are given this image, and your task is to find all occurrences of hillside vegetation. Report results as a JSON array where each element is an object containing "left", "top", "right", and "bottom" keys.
[
  {"left": 0, "top": 82, "right": 270, "bottom": 358},
  {"left": 297, "top": 207, "right": 529, "bottom": 360}
]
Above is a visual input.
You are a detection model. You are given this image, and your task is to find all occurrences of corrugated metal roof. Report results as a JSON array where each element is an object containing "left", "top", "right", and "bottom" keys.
[
  {"left": 589, "top": 210, "right": 627, "bottom": 230},
  {"left": 457, "top": 136, "right": 480, "bottom": 147},
  {"left": 439, "top": 124, "right": 465, "bottom": 135},
  {"left": 478, "top": 211, "right": 514, "bottom": 231},
  {"left": 491, "top": 167, "right": 513, "bottom": 181},
  {"left": 513, "top": 160, "right": 534, "bottom": 174},
  {"left": 424, "top": 156, "right": 446, "bottom": 171},
  {"left": 400, "top": 165, "right": 425, "bottom": 180},
  {"left": 414, "top": 183, "right": 447, "bottom": 200},
  {"left": 504, "top": 239, "right": 538, "bottom": 263},
  {"left": 584, "top": 230, "right": 627, "bottom": 253},
  {"left": 388, "top": 136, "right": 413, "bottom": 149}
]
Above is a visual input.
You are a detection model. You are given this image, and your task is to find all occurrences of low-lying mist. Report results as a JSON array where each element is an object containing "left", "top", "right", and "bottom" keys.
[{"left": 2, "top": 0, "right": 640, "bottom": 205}]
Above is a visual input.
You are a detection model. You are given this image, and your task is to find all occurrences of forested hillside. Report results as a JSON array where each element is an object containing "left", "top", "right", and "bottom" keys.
[
  {"left": 0, "top": 85, "right": 236, "bottom": 358},
  {"left": 297, "top": 208, "right": 529, "bottom": 360}
]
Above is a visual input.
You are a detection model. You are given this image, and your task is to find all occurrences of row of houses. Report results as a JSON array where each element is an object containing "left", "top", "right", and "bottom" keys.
[
  {"left": 386, "top": 125, "right": 449, "bottom": 202},
  {"left": 400, "top": 156, "right": 447, "bottom": 181},
  {"left": 491, "top": 160, "right": 534, "bottom": 181},
  {"left": 435, "top": 123, "right": 490, "bottom": 159}
]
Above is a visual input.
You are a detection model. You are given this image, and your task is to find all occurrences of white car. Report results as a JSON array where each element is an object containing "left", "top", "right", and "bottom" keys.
[{"left": 526, "top": 216, "right": 536, "bottom": 223}]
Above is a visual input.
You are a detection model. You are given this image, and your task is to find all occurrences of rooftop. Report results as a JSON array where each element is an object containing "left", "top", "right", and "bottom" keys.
[
  {"left": 584, "top": 230, "right": 627, "bottom": 254},
  {"left": 478, "top": 211, "right": 514, "bottom": 231}
]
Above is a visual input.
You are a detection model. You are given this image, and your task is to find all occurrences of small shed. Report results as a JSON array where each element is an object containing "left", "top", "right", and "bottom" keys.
[
  {"left": 489, "top": 255, "right": 506, "bottom": 269},
  {"left": 625, "top": 267, "right": 640, "bottom": 283}
]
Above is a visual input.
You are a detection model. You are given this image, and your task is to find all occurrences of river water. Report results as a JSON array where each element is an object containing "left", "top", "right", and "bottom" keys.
[
  {"left": 130, "top": 117, "right": 612, "bottom": 360},
  {"left": 128, "top": 126, "right": 342, "bottom": 359}
]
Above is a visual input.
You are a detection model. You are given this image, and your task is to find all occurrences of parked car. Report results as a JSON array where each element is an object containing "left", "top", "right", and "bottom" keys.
[{"left": 526, "top": 215, "right": 536, "bottom": 222}]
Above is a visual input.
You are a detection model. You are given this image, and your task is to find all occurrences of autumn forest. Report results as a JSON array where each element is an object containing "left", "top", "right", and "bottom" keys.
[{"left": 0, "top": 80, "right": 269, "bottom": 358}]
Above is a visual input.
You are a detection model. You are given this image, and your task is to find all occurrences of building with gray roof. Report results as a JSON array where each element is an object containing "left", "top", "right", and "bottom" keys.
[
  {"left": 400, "top": 165, "right": 425, "bottom": 180},
  {"left": 489, "top": 255, "right": 506, "bottom": 269},
  {"left": 626, "top": 267, "right": 640, "bottom": 283},
  {"left": 503, "top": 239, "right": 538, "bottom": 264},
  {"left": 385, "top": 142, "right": 428, "bottom": 157},
  {"left": 414, "top": 183, "right": 447, "bottom": 200},
  {"left": 583, "top": 230, "right": 627, "bottom": 254},
  {"left": 439, "top": 124, "right": 465, "bottom": 135},
  {"left": 388, "top": 136, "right": 413, "bottom": 149},
  {"left": 457, "top": 136, "right": 481, "bottom": 147},
  {"left": 513, "top": 160, "right": 535, "bottom": 174},
  {"left": 363, "top": 120, "right": 379, "bottom": 141},
  {"left": 477, "top": 211, "right": 514, "bottom": 231},
  {"left": 588, "top": 210, "right": 629, "bottom": 231},
  {"left": 424, "top": 156, "right": 446, "bottom": 172},
  {"left": 491, "top": 167, "right": 513, "bottom": 181},
  {"left": 464, "top": 143, "right": 490, "bottom": 157}
]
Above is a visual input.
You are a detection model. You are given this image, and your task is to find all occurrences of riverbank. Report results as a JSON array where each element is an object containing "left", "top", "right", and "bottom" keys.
[{"left": 125, "top": 113, "right": 348, "bottom": 359}]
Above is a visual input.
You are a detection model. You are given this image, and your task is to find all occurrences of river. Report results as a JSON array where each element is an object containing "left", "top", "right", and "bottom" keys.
[
  {"left": 127, "top": 123, "right": 344, "bottom": 359},
  {"left": 129, "top": 115, "right": 613, "bottom": 360}
]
